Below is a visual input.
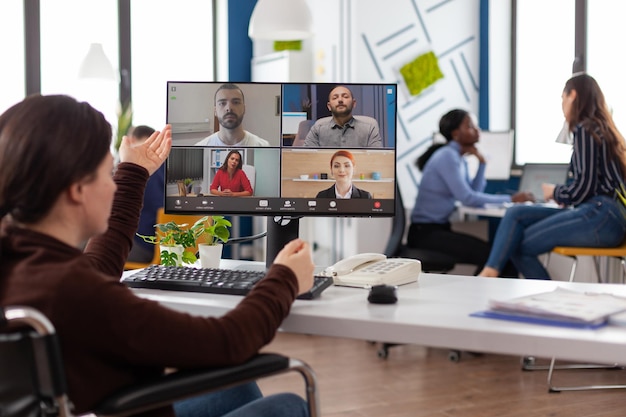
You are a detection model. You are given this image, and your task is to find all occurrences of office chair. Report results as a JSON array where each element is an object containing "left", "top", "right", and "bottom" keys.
[
  {"left": 376, "top": 184, "right": 456, "bottom": 359},
  {"left": 291, "top": 120, "right": 314, "bottom": 147},
  {"left": 124, "top": 208, "right": 209, "bottom": 270},
  {"left": 383, "top": 184, "right": 456, "bottom": 272},
  {"left": 0, "top": 305, "right": 320, "bottom": 417},
  {"left": 242, "top": 164, "right": 256, "bottom": 193},
  {"left": 545, "top": 241, "right": 626, "bottom": 284}
]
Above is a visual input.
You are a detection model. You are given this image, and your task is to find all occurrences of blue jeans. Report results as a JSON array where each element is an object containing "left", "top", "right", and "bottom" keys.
[
  {"left": 173, "top": 382, "right": 308, "bottom": 417},
  {"left": 485, "top": 195, "right": 626, "bottom": 279}
]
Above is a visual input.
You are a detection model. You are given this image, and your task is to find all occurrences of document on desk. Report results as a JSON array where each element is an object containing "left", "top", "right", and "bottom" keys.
[{"left": 471, "top": 287, "right": 626, "bottom": 329}]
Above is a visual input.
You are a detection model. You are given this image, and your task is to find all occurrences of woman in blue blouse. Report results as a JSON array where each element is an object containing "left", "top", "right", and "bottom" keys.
[
  {"left": 408, "top": 109, "right": 533, "bottom": 274},
  {"left": 480, "top": 73, "right": 626, "bottom": 279}
]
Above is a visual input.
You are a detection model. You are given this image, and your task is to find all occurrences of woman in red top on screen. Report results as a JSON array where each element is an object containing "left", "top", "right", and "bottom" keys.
[{"left": 210, "top": 150, "right": 253, "bottom": 196}]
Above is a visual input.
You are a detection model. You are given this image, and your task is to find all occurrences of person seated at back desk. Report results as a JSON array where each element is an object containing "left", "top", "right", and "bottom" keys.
[
  {"left": 127, "top": 125, "right": 163, "bottom": 263},
  {"left": 304, "top": 85, "right": 382, "bottom": 148},
  {"left": 408, "top": 109, "right": 534, "bottom": 275}
]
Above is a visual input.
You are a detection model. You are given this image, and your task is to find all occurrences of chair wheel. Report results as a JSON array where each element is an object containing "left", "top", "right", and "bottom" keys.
[
  {"left": 522, "top": 356, "right": 536, "bottom": 369},
  {"left": 448, "top": 350, "right": 461, "bottom": 362},
  {"left": 377, "top": 348, "right": 389, "bottom": 359}
]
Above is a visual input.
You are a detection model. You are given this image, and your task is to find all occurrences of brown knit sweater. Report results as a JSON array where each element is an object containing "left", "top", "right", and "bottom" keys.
[{"left": 0, "top": 163, "right": 298, "bottom": 417}]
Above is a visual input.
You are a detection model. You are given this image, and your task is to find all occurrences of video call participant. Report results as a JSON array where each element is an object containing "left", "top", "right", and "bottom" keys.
[
  {"left": 304, "top": 85, "right": 382, "bottom": 148},
  {"left": 195, "top": 83, "right": 270, "bottom": 147},
  {"left": 408, "top": 109, "right": 533, "bottom": 275},
  {"left": 316, "top": 150, "right": 372, "bottom": 199},
  {"left": 210, "top": 150, "right": 253, "bottom": 196},
  {"left": 126, "top": 125, "right": 163, "bottom": 263},
  {"left": 0, "top": 94, "right": 313, "bottom": 417}
]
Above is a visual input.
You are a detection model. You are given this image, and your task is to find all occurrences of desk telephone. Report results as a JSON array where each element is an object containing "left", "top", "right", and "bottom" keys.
[{"left": 322, "top": 253, "right": 421, "bottom": 288}]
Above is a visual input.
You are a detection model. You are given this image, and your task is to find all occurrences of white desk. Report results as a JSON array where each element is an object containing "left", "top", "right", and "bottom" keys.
[
  {"left": 457, "top": 202, "right": 561, "bottom": 220},
  {"left": 457, "top": 204, "right": 506, "bottom": 219},
  {"left": 125, "top": 262, "right": 626, "bottom": 365}
]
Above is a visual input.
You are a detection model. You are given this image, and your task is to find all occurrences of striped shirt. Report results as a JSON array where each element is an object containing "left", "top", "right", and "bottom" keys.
[{"left": 553, "top": 123, "right": 624, "bottom": 206}]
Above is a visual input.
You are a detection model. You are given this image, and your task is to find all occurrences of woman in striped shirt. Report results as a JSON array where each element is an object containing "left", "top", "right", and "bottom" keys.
[{"left": 480, "top": 73, "right": 626, "bottom": 279}]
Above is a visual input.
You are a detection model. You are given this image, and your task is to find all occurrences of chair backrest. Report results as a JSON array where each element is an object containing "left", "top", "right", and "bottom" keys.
[
  {"left": 0, "top": 306, "right": 73, "bottom": 417},
  {"left": 383, "top": 183, "right": 456, "bottom": 272},
  {"left": 242, "top": 164, "right": 256, "bottom": 193},
  {"left": 292, "top": 120, "right": 315, "bottom": 147},
  {"left": 383, "top": 182, "right": 405, "bottom": 257}
]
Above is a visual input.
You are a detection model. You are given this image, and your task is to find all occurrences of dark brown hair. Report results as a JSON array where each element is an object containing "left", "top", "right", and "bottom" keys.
[
  {"left": 219, "top": 150, "right": 243, "bottom": 172},
  {"left": 0, "top": 94, "right": 111, "bottom": 223},
  {"left": 214, "top": 83, "right": 245, "bottom": 103},
  {"left": 563, "top": 73, "right": 626, "bottom": 177}
]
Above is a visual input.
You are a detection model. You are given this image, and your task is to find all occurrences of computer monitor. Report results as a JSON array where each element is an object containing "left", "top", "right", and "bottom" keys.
[{"left": 165, "top": 81, "right": 398, "bottom": 266}]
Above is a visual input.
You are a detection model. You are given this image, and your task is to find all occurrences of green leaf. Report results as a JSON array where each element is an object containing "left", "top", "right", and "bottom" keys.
[
  {"left": 182, "top": 251, "right": 197, "bottom": 264},
  {"left": 160, "top": 250, "right": 178, "bottom": 266}
]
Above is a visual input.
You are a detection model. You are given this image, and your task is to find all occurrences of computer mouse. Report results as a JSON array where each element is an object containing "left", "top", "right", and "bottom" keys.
[{"left": 368, "top": 284, "right": 398, "bottom": 304}]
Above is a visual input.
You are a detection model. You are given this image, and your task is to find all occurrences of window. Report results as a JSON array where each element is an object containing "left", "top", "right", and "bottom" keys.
[
  {"left": 514, "top": 0, "right": 574, "bottom": 165},
  {"left": 587, "top": 1, "right": 626, "bottom": 134},
  {"left": 0, "top": 2, "right": 25, "bottom": 114},
  {"left": 130, "top": 0, "right": 215, "bottom": 130},
  {"left": 40, "top": 0, "right": 118, "bottom": 125}
]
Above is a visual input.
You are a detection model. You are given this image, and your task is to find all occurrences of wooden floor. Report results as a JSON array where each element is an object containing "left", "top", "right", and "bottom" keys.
[{"left": 259, "top": 333, "right": 626, "bottom": 417}]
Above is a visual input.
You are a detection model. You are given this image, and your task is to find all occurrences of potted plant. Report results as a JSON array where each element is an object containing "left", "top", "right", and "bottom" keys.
[
  {"left": 137, "top": 220, "right": 201, "bottom": 266},
  {"left": 183, "top": 178, "right": 194, "bottom": 194},
  {"left": 194, "top": 216, "right": 232, "bottom": 268}
]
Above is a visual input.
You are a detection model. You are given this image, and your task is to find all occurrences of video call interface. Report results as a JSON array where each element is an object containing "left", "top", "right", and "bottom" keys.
[{"left": 164, "top": 81, "right": 397, "bottom": 217}]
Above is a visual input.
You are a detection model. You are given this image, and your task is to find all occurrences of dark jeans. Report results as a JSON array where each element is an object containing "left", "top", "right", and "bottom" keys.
[
  {"left": 486, "top": 195, "right": 626, "bottom": 279},
  {"left": 407, "top": 222, "right": 517, "bottom": 277},
  {"left": 174, "top": 382, "right": 308, "bottom": 417}
]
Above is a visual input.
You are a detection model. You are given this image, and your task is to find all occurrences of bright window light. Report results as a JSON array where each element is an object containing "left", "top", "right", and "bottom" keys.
[
  {"left": 587, "top": 1, "right": 626, "bottom": 136},
  {"left": 0, "top": 2, "right": 25, "bottom": 114},
  {"left": 515, "top": 0, "right": 574, "bottom": 165},
  {"left": 131, "top": 0, "right": 214, "bottom": 130}
]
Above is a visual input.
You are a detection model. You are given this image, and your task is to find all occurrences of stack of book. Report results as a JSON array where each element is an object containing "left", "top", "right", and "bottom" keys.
[{"left": 471, "top": 287, "right": 626, "bottom": 329}]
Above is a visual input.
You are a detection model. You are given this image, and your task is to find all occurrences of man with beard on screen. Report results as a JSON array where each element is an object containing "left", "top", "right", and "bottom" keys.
[
  {"left": 304, "top": 85, "right": 382, "bottom": 148},
  {"left": 195, "top": 83, "right": 270, "bottom": 147}
]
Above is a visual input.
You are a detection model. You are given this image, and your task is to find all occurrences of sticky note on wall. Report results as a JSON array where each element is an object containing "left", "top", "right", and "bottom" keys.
[
  {"left": 399, "top": 51, "right": 444, "bottom": 96},
  {"left": 274, "top": 40, "right": 303, "bottom": 51}
]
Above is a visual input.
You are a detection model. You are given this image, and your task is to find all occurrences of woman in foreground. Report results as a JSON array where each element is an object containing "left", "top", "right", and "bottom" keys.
[{"left": 0, "top": 94, "right": 314, "bottom": 417}]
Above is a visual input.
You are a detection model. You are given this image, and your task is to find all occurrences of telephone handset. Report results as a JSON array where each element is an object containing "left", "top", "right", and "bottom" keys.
[{"left": 322, "top": 253, "right": 421, "bottom": 288}]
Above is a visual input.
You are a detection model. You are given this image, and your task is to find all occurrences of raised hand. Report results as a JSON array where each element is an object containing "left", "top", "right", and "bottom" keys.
[{"left": 119, "top": 125, "right": 172, "bottom": 175}]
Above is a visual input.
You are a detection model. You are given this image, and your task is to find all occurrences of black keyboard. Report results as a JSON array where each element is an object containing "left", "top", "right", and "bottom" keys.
[{"left": 122, "top": 264, "right": 334, "bottom": 300}]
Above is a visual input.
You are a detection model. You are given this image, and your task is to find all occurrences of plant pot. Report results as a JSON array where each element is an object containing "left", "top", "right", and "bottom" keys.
[
  {"left": 198, "top": 243, "right": 223, "bottom": 269},
  {"left": 159, "top": 244, "right": 185, "bottom": 266}
]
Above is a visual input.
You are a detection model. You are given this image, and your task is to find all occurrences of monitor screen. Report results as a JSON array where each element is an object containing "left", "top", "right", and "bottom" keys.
[{"left": 164, "top": 81, "right": 397, "bottom": 264}]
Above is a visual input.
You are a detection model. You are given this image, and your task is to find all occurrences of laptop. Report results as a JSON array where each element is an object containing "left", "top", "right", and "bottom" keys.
[{"left": 518, "top": 163, "right": 570, "bottom": 202}]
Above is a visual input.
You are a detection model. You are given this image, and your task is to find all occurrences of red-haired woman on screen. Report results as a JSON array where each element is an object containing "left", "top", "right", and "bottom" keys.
[{"left": 316, "top": 150, "right": 372, "bottom": 199}]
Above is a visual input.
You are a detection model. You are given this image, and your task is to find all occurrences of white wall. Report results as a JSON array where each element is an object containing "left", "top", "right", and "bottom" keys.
[
  {"left": 300, "top": 0, "right": 483, "bottom": 263},
  {"left": 308, "top": 0, "right": 481, "bottom": 209}
]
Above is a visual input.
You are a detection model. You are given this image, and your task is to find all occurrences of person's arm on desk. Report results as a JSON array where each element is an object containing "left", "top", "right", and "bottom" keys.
[{"left": 465, "top": 145, "right": 535, "bottom": 204}]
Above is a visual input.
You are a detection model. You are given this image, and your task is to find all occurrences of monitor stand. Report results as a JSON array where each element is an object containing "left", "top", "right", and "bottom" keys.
[
  {"left": 229, "top": 216, "right": 300, "bottom": 271},
  {"left": 265, "top": 216, "right": 300, "bottom": 268}
]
